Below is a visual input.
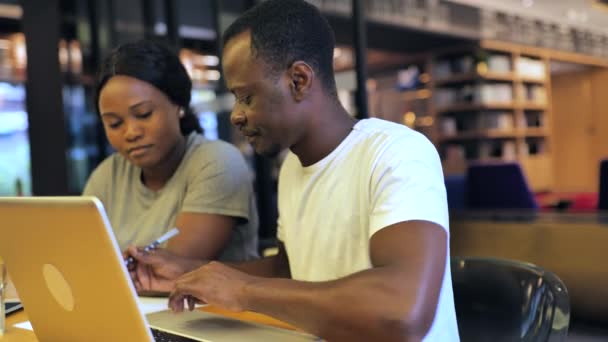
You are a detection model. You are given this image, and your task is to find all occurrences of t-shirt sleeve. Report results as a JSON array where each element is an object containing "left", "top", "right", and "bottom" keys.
[
  {"left": 181, "top": 142, "right": 254, "bottom": 222},
  {"left": 369, "top": 133, "right": 449, "bottom": 237},
  {"left": 82, "top": 157, "right": 112, "bottom": 204}
]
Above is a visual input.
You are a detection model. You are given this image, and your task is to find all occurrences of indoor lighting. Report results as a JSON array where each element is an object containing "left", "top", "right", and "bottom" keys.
[
  {"left": 403, "top": 111, "right": 416, "bottom": 127},
  {"left": 205, "top": 70, "right": 221, "bottom": 81},
  {"left": 333, "top": 47, "right": 342, "bottom": 59},
  {"left": 418, "top": 116, "right": 434, "bottom": 127},
  {"left": 194, "top": 55, "right": 219, "bottom": 67}
]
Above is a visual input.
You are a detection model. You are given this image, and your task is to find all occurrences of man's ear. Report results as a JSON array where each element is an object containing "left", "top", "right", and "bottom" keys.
[{"left": 288, "top": 61, "right": 314, "bottom": 101}]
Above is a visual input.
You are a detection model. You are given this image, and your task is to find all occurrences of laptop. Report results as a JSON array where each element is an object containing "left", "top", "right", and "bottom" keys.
[{"left": 0, "top": 196, "right": 318, "bottom": 341}]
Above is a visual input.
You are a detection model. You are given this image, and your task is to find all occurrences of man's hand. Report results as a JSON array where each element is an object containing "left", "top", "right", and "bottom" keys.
[
  {"left": 168, "top": 261, "right": 258, "bottom": 313},
  {"left": 125, "top": 246, "right": 204, "bottom": 293}
]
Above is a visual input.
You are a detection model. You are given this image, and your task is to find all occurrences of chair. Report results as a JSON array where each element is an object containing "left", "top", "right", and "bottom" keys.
[
  {"left": 598, "top": 159, "right": 608, "bottom": 210},
  {"left": 451, "top": 257, "right": 570, "bottom": 342},
  {"left": 466, "top": 162, "right": 538, "bottom": 210},
  {"left": 445, "top": 174, "right": 467, "bottom": 210}
]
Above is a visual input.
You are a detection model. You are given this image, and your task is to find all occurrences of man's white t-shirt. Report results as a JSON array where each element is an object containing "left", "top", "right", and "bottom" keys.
[{"left": 277, "top": 118, "right": 459, "bottom": 341}]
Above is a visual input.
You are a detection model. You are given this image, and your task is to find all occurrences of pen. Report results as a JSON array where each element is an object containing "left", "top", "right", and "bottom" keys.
[{"left": 125, "top": 227, "right": 180, "bottom": 270}]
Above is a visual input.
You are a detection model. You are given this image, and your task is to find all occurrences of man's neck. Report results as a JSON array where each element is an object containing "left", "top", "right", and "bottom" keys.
[{"left": 291, "top": 102, "right": 357, "bottom": 167}]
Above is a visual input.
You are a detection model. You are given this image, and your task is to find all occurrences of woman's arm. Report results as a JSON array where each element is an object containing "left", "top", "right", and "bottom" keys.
[{"left": 167, "top": 212, "right": 236, "bottom": 260}]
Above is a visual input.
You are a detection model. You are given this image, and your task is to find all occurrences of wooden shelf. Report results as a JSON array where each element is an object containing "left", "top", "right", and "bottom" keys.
[
  {"left": 435, "top": 72, "right": 514, "bottom": 85},
  {"left": 469, "top": 157, "right": 514, "bottom": 163},
  {"left": 517, "top": 76, "right": 547, "bottom": 84},
  {"left": 402, "top": 89, "right": 431, "bottom": 101},
  {"left": 439, "top": 130, "right": 518, "bottom": 141},
  {"left": 364, "top": 40, "right": 558, "bottom": 191},
  {"left": 436, "top": 102, "right": 516, "bottom": 113},
  {"left": 436, "top": 102, "right": 549, "bottom": 113},
  {"left": 439, "top": 128, "right": 549, "bottom": 142},
  {"left": 481, "top": 39, "right": 608, "bottom": 69},
  {"left": 524, "top": 128, "right": 549, "bottom": 137},
  {"left": 521, "top": 103, "right": 547, "bottom": 111}
]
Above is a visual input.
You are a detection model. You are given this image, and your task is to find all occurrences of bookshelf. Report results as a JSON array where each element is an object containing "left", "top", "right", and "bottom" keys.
[
  {"left": 313, "top": 1, "right": 608, "bottom": 193},
  {"left": 432, "top": 43, "right": 553, "bottom": 191},
  {"left": 362, "top": 44, "right": 555, "bottom": 191}
]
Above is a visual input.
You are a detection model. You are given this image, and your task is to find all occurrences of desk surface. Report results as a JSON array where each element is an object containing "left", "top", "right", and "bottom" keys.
[{"left": 4, "top": 310, "right": 34, "bottom": 342}]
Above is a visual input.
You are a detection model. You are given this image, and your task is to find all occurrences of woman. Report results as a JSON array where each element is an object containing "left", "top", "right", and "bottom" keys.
[{"left": 84, "top": 40, "right": 258, "bottom": 263}]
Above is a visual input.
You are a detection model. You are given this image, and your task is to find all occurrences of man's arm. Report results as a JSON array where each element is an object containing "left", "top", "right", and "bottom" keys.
[
  {"left": 169, "top": 220, "right": 447, "bottom": 342},
  {"left": 228, "top": 242, "right": 291, "bottom": 278},
  {"left": 127, "top": 241, "right": 291, "bottom": 292}
]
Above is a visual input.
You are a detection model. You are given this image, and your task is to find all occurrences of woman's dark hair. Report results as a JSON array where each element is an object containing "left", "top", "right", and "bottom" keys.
[{"left": 95, "top": 39, "right": 202, "bottom": 135}]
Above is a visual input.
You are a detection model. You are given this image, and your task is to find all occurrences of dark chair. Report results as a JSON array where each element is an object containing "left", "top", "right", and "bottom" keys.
[
  {"left": 598, "top": 159, "right": 608, "bottom": 210},
  {"left": 466, "top": 162, "right": 538, "bottom": 210},
  {"left": 451, "top": 257, "right": 570, "bottom": 342},
  {"left": 445, "top": 174, "right": 467, "bottom": 210}
]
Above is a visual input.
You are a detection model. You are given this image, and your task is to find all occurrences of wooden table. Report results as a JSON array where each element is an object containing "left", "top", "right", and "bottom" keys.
[
  {"left": 3, "top": 310, "right": 36, "bottom": 341},
  {"left": 3, "top": 278, "right": 34, "bottom": 342},
  {"left": 451, "top": 213, "right": 608, "bottom": 323}
]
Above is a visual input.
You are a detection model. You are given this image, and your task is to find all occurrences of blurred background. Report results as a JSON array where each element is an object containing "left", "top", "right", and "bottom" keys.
[{"left": 2, "top": 1, "right": 608, "bottom": 340}]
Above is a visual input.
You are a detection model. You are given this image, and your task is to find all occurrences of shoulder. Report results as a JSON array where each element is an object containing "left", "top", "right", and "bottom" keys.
[
  {"left": 83, "top": 152, "right": 133, "bottom": 196},
  {"left": 191, "top": 137, "right": 247, "bottom": 165},
  {"left": 355, "top": 118, "right": 431, "bottom": 144},
  {"left": 182, "top": 134, "right": 250, "bottom": 175},
  {"left": 89, "top": 152, "right": 131, "bottom": 180},
  {"left": 354, "top": 118, "right": 439, "bottom": 163}
]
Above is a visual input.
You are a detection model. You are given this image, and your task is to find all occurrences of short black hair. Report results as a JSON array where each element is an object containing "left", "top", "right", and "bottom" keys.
[
  {"left": 223, "top": 0, "right": 337, "bottom": 97},
  {"left": 95, "top": 39, "right": 202, "bottom": 135}
]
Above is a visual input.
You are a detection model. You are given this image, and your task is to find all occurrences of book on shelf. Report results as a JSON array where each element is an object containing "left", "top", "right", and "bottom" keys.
[
  {"left": 476, "top": 84, "right": 513, "bottom": 103},
  {"left": 479, "top": 111, "right": 514, "bottom": 130},
  {"left": 478, "top": 140, "right": 517, "bottom": 160},
  {"left": 486, "top": 54, "right": 511, "bottom": 73},
  {"left": 520, "top": 84, "right": 547, "bottom": 104},
  {"left": 434, "top": 84, "right": 513, "bottom": 107},
  {"left": 434, "top": 51, "right": 513, "bottom": 79},
  {"left": 523, "top": 112, "right": 545, "bottom": 128},
  {"left": 440, "top": 117, "right": 457, "bottom": 136},
  {"left": 516, "top": 57, "right": 546, "bottom": 79}
]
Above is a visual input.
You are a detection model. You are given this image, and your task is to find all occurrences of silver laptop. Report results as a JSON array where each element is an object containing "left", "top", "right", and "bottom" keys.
[{"left": 0, "top": 196, "right": 317, "bottom": 341}]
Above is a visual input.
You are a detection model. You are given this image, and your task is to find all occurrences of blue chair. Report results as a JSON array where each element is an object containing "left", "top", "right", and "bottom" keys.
[
  {"left": 451, "top": 257, "right": 570, "bottom": 342},
  {"left": 445, "top": 174, "right": 467, "bottom": 210},
  {"left": 466, "top": 162, "right": 538, "bottom": 210},
  {"left": 598, "top": 159, "right": 608, "bottom": 210}
]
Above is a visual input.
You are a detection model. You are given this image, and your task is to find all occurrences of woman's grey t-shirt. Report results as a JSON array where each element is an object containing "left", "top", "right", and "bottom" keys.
[{"left": 83, "top": 133, "right": 259, "bottom": 262}]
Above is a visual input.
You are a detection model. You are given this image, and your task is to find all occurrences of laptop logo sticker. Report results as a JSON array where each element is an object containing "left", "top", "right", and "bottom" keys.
[{"left": 42, "top": 264, "right": 74, "bottom": 311}]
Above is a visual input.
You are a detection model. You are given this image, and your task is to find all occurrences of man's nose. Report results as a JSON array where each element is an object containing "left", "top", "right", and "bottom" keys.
[{"left": 230, "top": 109, "right": 246, "bottom": 127}]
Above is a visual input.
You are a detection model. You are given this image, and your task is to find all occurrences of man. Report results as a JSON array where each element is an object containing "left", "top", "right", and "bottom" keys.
[{"left": 128, "top": 0, "right": 459, "bottom": 340}]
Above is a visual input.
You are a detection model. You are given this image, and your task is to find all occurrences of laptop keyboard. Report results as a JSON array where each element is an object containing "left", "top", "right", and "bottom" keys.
[{"left": 151, "top": 328, "right": 199, "bottom": 342}]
